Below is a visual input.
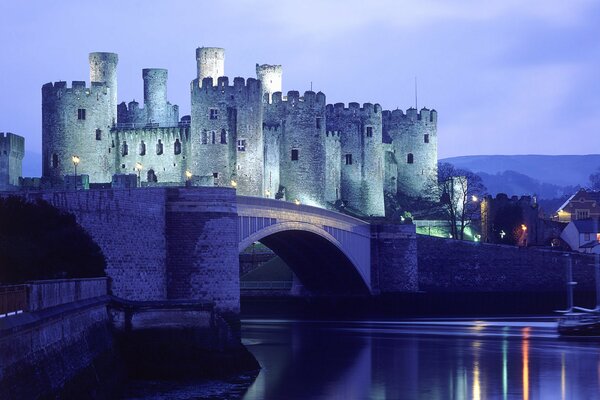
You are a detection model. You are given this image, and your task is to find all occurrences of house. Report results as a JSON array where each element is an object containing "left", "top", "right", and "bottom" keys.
[
  {"left": 560, "top": 219, "right": 600, "bottom": 253},
  {"left": 555, "top": 189, "right": 600, "bottom": 223}
]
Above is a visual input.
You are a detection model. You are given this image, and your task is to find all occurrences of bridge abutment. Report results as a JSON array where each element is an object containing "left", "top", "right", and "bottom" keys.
[{"left": 370, "top": 223, "right": 418, "bottom": 294}]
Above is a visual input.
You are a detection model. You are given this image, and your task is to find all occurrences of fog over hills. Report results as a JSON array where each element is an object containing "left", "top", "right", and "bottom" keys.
[{"left": 441, "top": 155, "right": 600, "bottom": 199}]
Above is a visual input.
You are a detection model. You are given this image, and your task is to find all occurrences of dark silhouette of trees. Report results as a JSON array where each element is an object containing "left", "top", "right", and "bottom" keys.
[
  {"left": 437, "top": 162, "right": 487, "bottom": 240},
  {"left": 0, "top": 196, "right": 106, "bottom": 284}
]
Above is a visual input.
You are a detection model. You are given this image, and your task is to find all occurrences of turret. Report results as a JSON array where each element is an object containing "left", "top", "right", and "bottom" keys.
[
  {"left": 89, "top": 52, "right": 118, "bottom": 122},
  {"left": 196, "top": 47, "right": 225, "bottom": 82},
  {"left": 143, "top": 68, "right": 168, "bottom": 124},
  {"left": 256, "top": 64, "right": 282, "bottom": 103}
]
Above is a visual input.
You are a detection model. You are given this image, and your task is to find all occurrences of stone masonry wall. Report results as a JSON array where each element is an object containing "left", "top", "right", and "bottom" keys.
[
  {"left": 32, "top": 189, "right": 169, "bottom": 300},
  {"left": 165, "top": 187, "right": 240, "bottom": 313},
  {"left": 418, "top": 235, "right": 595, "bottom": 293},
  {"left": 371, "top": 223, "right": 418, "bottom": 293}
]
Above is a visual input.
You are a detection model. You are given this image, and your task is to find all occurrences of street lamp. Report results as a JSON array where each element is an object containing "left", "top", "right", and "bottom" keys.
[
  {"left": 72, "top": 156, "right": 80, "bottom": 190},
  {"left": 135, "top": 162, "right": 143, "bottom": 187},
  {"left": 185, "top": 170, "right": 192, "bottom": 180},
  {"left": 265, "top": 189, "right": 271, "bottom": 197},
  {"left": 471, "top": 195, "right": 478, "bottom": 202},
  {"left": 294, "top": 199, "right": 301, "bottom": 205},
  {"left": 230, "top": 180, "right": 237, "bottom": 188},
  {"left": 72, "top": 155, "right": 80, "bottom": 176}
]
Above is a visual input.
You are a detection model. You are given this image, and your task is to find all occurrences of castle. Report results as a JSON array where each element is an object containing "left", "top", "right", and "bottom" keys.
[{"left": 39, "top": 47, "right": 437, "bottom": 216}]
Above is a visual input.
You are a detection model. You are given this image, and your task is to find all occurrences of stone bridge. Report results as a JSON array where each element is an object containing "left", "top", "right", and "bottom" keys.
[{"left": 23, "top": 187, "right": 417, "bottom": 314}]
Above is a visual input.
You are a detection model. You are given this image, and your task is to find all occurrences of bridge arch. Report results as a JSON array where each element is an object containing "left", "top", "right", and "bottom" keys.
[
  {"left": 239, "top": 221, "right": 370, "bottom": 295},
  {"left": 237, "top": 196, "right": 373, "bottom": 295}
]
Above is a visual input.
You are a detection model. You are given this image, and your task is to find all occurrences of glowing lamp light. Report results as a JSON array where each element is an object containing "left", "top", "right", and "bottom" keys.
[
  {"left": 265, "top": 190, "right": 271, "bottom": 197},
  {"left": 230, "top": 180, "right": 237, "bottom": 188},
  {"left": 135, "top": 162, "right": 143, "bottom": 172},
  {"left": 294, "top": 199, "right": 301, "bottom": 205},
  {"left": 521, "top": 224, "right": 528, "bottom": 231},
  {"left": 500, "top": 230, "right": 506, "bottom": 239},
  {"left": 185, "top": 170, "right": 193, "bottom": 180},
  {"left": 71, "top": 155, "right": 80, "bottom": 166},
  {"left": 472, "top": 195, "right": 478, "bottom": 202}
]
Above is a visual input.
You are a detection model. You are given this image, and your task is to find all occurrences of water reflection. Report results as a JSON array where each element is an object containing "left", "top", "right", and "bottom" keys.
[{"left": 241, "top": 320, "right": 600, "bottom": 400}]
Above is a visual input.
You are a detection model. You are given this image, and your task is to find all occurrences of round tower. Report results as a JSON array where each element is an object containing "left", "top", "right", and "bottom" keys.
[
  {"left": 190, "top": 76, "right": 264, "bottom": 196},
  {"left": 89, "top": 52, "right": 118, "bottom": 123},
  {"left": 196, "top": 47, "right": 225, "bottom": 82},
  {"left": 143, "top": 68, "right": 168, "bottom": 125},
  {"left": 383, "top": 107, "right": 438, "bottom": 199},
  {"left": 325, "top": 102, "right": 385, "bottom": 216},
  {"left": 256, "top": 64, "right": 282, "bottom": 103}
]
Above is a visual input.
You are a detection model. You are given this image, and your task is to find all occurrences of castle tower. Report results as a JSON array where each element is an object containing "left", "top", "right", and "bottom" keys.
[
  {"left": 190, "top": 76, "right": 264, "bottom": 196},
  {"left": 89, "top": 52, "right": 118, "bottom": 123},
  {"left": 0, "top": 132, "right": 24, "bottom": 190},
  {"left": 196, "top": 47, "right": 225, "bottom": 82},
  {"left": 256, "top": 64, "right": 282, "bottom": 103},
  {"left": 382, "top": 108, "right": 438, "bottom": 199},
  {"left": 143, "top": 68, "right": 168, "bottom": 124},
  {"left": 325, "top": 102, "right": 385, "bottom": 216},
  {"left": 264, "top": 90, "right": 328, "bottom": 207}
]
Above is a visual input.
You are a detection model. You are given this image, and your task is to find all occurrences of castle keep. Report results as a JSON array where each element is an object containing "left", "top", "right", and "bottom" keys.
[{"left": 41, "top": 47, "right": 437, "bottom": 216}]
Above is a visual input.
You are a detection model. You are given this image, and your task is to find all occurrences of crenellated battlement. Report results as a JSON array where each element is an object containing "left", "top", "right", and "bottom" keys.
[
  {"left": 190, "top": 76, "right": 262, "bottom": 99},
  {"left": 42, "top": 80, "right": 110, "bottom": 97},
  {"left": 0, "top": 132, "right": 25, "bottom": 154},
  {"left": 325, "top": 102, "right": 383, "bottom": 117},
  {"left": 382, "top": 107, "right": 437, "bottom": 124},
  {"left": 269, "top": 90, "right": 326, "bottom": 108}
]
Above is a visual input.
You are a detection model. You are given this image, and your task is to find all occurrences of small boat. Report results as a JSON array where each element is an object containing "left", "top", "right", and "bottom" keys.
[
  {"left": 558, "top": 313, "right": 600, "bottom": 336},
  {"left": 557, "top": 253, "right": 600, "bottom": 337}
]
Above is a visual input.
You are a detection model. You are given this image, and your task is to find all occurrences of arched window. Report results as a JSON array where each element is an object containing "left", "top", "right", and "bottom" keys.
[
  {"left": 52, "top": 153, "right": 59, "bottom": 168},
  {"left": 139, "top": 141, "right": 146, "bottom": 156},
  {"left": 147, "top": 169, "right": 158, "bottom": 183},
  {"left": 156, "top": 139, "right": 163, "bottom": 155},
  {"left": 202, "top": 131, "right": 208, "bottom": 145},
  {"left": 211, "top": 131, "right": 216, "bottom": 144},
  {"left": 407, "top": 153, "right": 414, "bottom": 164},
  {"left": 220, "top": 129, "right": 227, "bottom": 144},
  {"left": 174, "top": 139, "right": 181, "bottom": 155},
  {"left": 122, "top": 141, "right": 129, "bottom": 156}
]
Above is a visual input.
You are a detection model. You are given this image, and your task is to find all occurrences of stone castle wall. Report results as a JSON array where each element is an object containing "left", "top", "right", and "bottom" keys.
[
  {"left": 264, "top": 91, "right": 327, "bottom": 206},
  {"left": 112, "top": 126, "right": 190, "bottom": 183},
  {"left": 383, "top": 108, "right": 437, "bottom": 198},
  {"left": 190, "top": 77, "right": 263, "bottom": 196},
  {"left": 42, "top": 81, "right": 114, "bottom": 183},
  {"left": 326, "top": 102, "right": 385, "bottom": 215},
  {"left": 0, "top": 132, "right": 24, "bottom": 189},
  {"left": 40, "top": 48, "right": 439, "bottom": 217}
]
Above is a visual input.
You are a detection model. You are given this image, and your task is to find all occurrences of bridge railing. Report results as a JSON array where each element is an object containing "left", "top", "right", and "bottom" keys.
[
  {"left": 0, "top": 285, "right": 28, "bottom": 318},
  {"left": 240, "top": 281, "right": 293, "bottom": 290},
  {"left": 236, "top": 196, "right": 370, "bottom": 226},
  {"left": 0, "top": 277, "right": 109, "bottom": 318}
]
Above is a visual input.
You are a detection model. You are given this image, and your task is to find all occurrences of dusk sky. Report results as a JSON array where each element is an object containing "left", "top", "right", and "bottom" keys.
[{"left": 1, "top": 1, "right": 599, "bottom": 172}]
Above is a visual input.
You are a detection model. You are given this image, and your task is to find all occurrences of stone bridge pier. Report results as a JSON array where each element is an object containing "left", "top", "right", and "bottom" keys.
[{"left": 29, "top": 187, "right": 417, "bottom": 314}]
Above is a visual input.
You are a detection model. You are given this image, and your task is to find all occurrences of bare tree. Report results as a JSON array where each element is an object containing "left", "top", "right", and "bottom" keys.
[
  {"left": 437, "top": 162, "right": 487, "bottom": 240},
  {"left": 590, "top": 168, "right": 600, "bottom": 190}
]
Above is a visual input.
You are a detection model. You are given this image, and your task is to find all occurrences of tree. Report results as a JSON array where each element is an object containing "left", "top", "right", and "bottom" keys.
[
  {"left": 437, "top": 162, "right": 487, "bottom": 240},
  {"left": 0, "top": 196, "right": 106, "bottom": 284},
  {"left": 590, "top": 168, "right": 600, "bottom": 190}
]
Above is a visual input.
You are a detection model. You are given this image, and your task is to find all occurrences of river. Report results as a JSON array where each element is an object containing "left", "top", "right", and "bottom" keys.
[{"left": 124, "top": 318, "right": 600, "bottom": 399}]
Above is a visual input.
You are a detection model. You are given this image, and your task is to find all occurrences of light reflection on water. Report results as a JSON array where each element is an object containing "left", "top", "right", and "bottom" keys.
[{"left": 241, "top": 319, "right": 600, "bottom": 400}]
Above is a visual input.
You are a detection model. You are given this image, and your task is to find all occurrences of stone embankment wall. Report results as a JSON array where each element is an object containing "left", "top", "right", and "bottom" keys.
[
  {"left": 417, "top": 235, "right": 596, "bottom": 293},
  {"left": 0, "top": 278, "right": 121, "bottom": 399}
]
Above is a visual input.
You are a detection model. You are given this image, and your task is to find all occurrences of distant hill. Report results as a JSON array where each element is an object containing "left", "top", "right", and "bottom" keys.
[{"left": 441, "top": 155, "right": 600, "bottom": 187}]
